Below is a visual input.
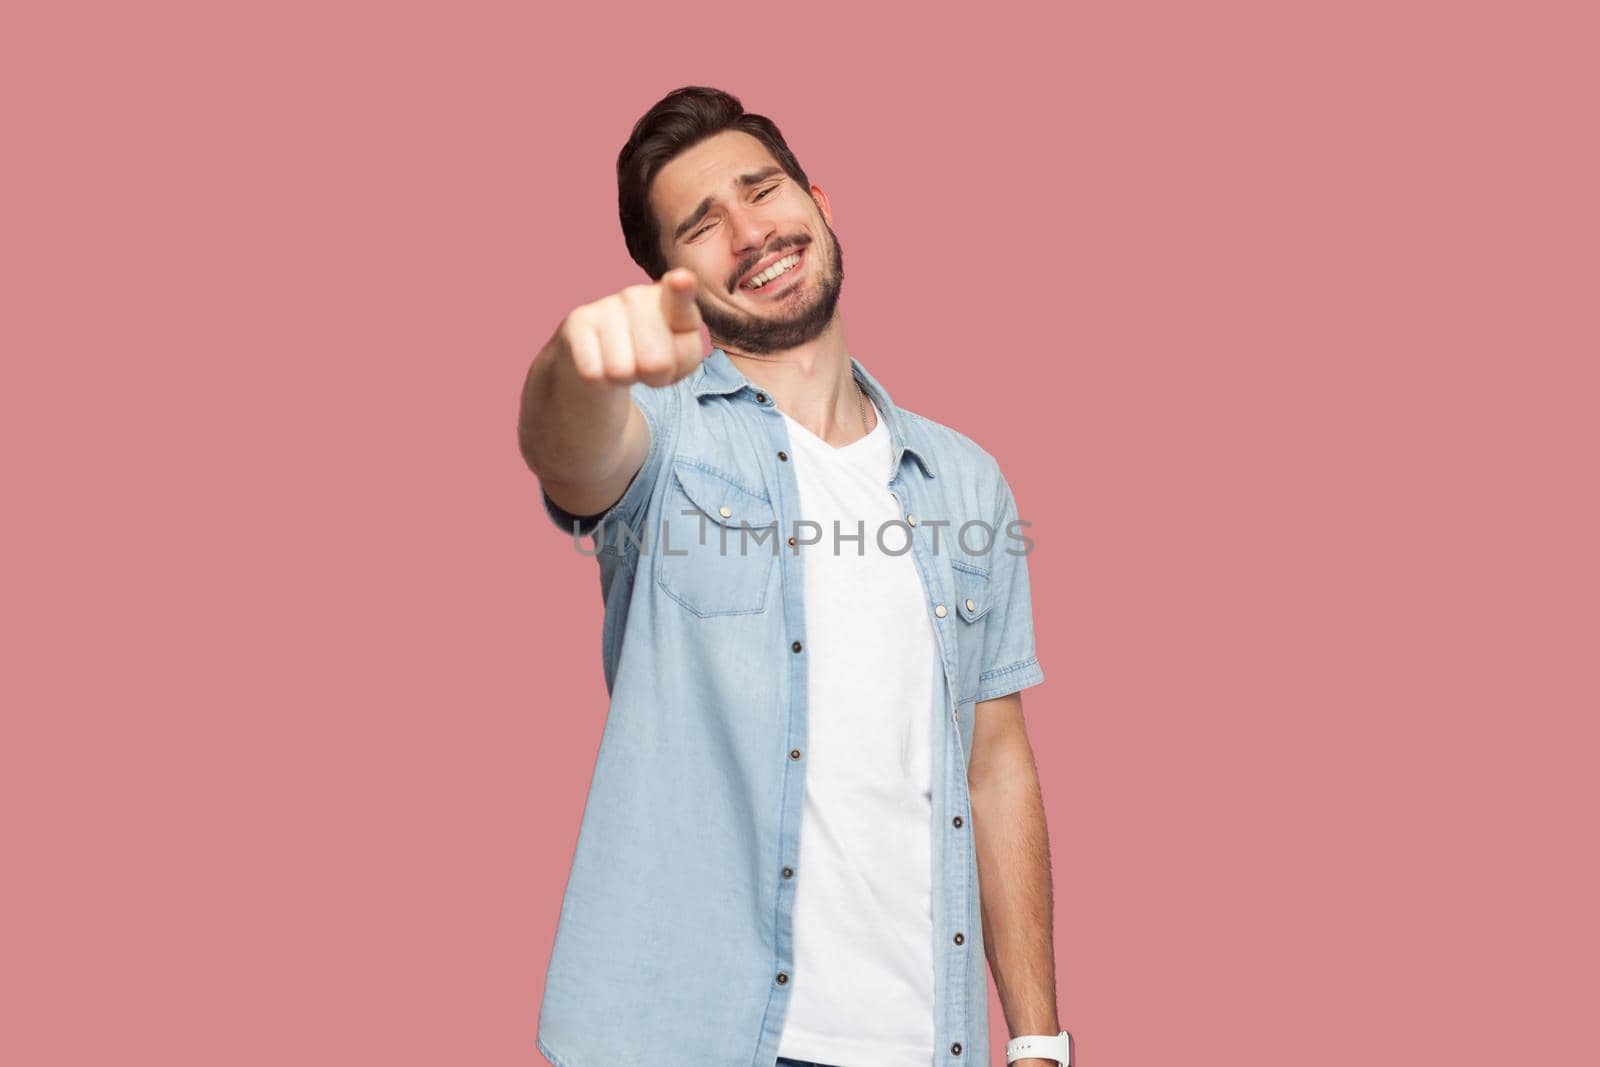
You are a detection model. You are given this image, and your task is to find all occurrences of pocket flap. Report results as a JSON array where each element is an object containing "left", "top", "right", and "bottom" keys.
[
  {"left": 671, "top": 460, "right": 775, "bottom": 529},
  {"left": 953, "top": 566, "right": 992, "bottom": 622}
]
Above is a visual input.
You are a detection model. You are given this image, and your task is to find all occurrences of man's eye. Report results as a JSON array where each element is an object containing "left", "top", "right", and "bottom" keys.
[{"left": 688, "top": 186, "right": 777, "bottom": 241}]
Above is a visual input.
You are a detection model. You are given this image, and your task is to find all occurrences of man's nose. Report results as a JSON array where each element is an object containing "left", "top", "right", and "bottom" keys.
[{"left": 729, "top": 205, "right": 776, "bottom": 256}]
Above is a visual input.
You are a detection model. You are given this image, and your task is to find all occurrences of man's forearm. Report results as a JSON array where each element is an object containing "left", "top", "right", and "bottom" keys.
[
  {"left": 970, "top": 746, "right": 1060, "bottom": 1064},
  {"left": 517, "top": 333, "right": 631, "bottom": 482}
]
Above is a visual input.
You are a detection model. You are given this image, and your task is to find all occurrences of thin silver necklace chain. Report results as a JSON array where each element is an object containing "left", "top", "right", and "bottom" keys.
[{"left": 855, "top": 379, "right": 871, "bottom": 435}]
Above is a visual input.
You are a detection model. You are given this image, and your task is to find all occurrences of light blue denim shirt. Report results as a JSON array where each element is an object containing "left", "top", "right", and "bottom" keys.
[{"left": 534, "top": 347, "right": 1044, "bottom": 1067}]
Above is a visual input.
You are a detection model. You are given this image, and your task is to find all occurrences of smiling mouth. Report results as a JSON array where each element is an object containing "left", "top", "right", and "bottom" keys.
[{"left": 739, "top": 246, "right": 806, "bottom": 294}]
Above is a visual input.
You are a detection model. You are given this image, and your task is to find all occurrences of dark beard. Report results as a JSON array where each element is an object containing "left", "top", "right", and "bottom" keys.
[{"left": 698, "top": 223, "right": 845, "bottom": 356}]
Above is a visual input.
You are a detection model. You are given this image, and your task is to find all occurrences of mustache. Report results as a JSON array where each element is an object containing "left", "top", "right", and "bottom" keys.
[{"left": 730, "top": 237, "right": 810, "bottom": 291}]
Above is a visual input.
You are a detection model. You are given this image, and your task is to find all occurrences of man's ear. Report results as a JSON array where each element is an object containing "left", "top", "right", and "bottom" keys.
[{"left": 809, "top": 183, "right": 833, "bottom": 227}]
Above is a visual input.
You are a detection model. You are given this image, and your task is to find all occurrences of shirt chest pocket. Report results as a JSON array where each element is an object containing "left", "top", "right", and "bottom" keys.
[
  {"left": 655, "top": 459, "right": 780, "bottom": 617},
  {"left": 951, "top": 561, "right": 992, "bottom": 703}
]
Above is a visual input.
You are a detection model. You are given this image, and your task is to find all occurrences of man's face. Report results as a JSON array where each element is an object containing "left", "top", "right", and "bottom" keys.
[{"left": 650, "top": 130, "right": 844, "bottom": 355}]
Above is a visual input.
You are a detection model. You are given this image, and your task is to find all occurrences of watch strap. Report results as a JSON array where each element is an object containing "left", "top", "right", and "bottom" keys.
[{"left": 1005, "top": 1028, "right": 1072, "bottom": 1066}]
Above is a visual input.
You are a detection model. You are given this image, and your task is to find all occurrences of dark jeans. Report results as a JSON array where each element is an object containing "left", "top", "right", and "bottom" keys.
[{"left": 777, "top": 1059, "right": 846, "bottom": 1067}]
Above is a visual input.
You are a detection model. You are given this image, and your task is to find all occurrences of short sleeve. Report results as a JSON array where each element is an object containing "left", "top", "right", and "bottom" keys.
[
  {"left": 976, "top": 474, "right": 1045, "bottom": 702},
  {"left": 540, "top": 381, "right": 678, "bottom": 545}
]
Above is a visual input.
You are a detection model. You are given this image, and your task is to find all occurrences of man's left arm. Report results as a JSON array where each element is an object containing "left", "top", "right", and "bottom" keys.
[{"left": 969, "top": 691, "right": 1060, "bottom": 1066}]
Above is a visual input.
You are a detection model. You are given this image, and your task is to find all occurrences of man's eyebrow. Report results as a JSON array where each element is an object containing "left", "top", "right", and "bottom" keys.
[{"left": 671, "top": 166, "right": 787, "bottom": 243}]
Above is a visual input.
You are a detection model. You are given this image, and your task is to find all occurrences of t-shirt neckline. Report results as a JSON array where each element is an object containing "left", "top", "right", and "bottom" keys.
[{"left": 781, "top": 396, "right": 885, "bottom": 455}]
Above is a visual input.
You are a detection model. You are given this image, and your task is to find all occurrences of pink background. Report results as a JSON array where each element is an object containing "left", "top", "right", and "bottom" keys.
[{"left": 5, "top": 2, "right": 1595, "bottom": 1064}]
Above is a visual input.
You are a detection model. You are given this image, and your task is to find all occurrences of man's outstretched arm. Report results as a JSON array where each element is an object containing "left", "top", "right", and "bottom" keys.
[{"left": 517, "top": 268, "right": 705, "bottom": 518}]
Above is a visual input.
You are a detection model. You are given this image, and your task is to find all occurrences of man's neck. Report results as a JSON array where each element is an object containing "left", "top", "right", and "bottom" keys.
[{"left": 717, "top": 321, "right": 873, "bottom": 446}]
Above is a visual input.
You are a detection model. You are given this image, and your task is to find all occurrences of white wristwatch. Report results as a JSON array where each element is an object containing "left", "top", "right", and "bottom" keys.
[{"left": 1005, "top": 1028, "right": 1072, "bottom": 1066}]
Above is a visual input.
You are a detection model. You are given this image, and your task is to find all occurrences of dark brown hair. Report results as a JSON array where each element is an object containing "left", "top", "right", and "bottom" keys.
[{"left": 618, "top": 86, "right": 812, "bottom": 280}]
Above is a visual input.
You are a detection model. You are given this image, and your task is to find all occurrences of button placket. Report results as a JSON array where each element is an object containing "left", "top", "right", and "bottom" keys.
[
  {"left": 900, "top": 490, "right": 961, "bottom": 727},
  {"left": 902, "top": 477, "right": 972, "bottom": 1063}
]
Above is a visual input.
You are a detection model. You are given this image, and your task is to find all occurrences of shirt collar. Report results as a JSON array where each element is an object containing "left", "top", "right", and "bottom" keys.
[{"left": 692, "top": 347, "right": 936, "bottom": 479}]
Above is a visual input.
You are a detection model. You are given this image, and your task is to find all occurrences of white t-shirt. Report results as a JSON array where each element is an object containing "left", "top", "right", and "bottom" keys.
[{"left": 775, "top": 396, "right": 940, "bottom": 1067}]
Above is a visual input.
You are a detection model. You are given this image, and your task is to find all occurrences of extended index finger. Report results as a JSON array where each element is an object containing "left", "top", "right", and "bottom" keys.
[{"left": 658, "top": 268, "right": 703, "bottom": 335}]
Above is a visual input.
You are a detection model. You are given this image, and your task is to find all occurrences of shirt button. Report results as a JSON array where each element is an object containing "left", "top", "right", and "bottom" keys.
[
  {"left": 791, "top": 640, "right": 803, "bottom": 653},
  {"left": 951, "top": 1042, "right": 963, "bottom": 1055},
  {"left": 952, "top": 815, "right": 964, "bottom": 828},
  {"left": 755, "top": 391, "right": 768, "bottom": 403},
  {"left": 776, "top": 971, "right": 789, "bottom": 985},
  {"left": 953, "top": 932, "right": 965, "bottom": 945},
  {"left": 907, "top": 513, "right": 918, "bottom": 526},
  {"left": 719, "top": 505, "right": 732, "bottom": 518},
  {"left": 787, "top": 536, "right": 797, "bottom": 547},
  {"left": 966, "top": 597, "right": 976, "bottom": 612},
  {"left": 934, "top": 604, "right": 947, "bottom": 618},
  {"left": 777, "top": 450, "right": 788, "bottom": 461},
  {"left": 790, "top": 748, "right": 802, "bottom": 760},
  {"left": 782, "top": 866, "right": 794, "bottom": 878}
]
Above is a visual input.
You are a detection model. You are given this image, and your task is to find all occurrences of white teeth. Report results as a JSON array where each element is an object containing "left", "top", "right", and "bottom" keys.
[{"left": 745, "top": 252, "right": 801, "bottom": 289}]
